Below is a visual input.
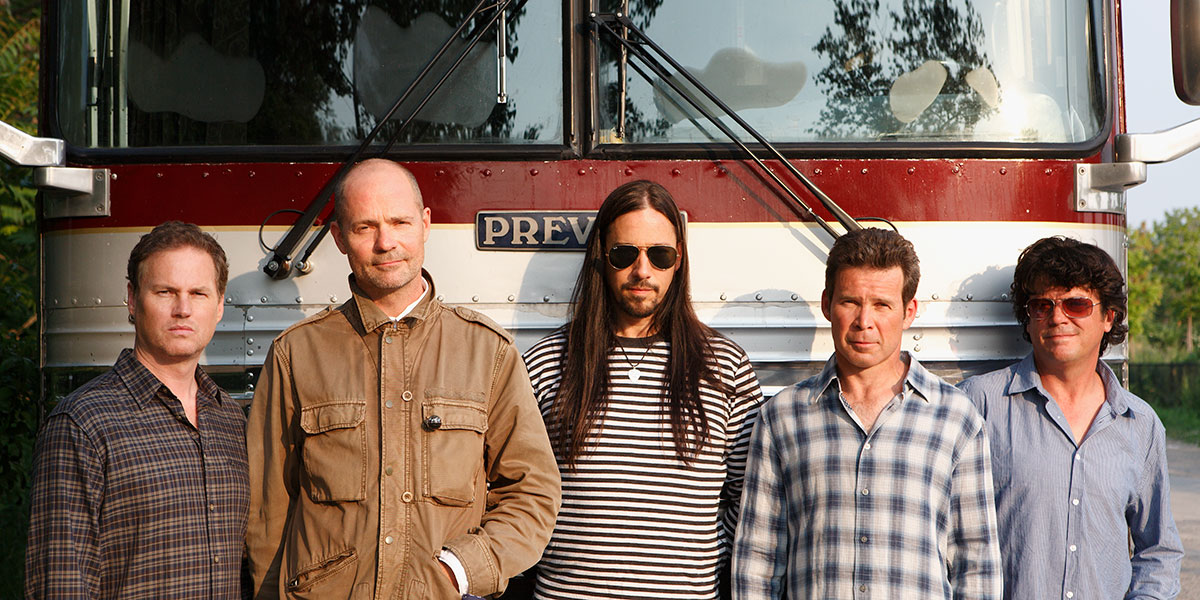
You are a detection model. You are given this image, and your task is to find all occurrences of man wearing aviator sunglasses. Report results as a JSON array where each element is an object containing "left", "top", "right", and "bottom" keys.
[
  {"left": 522, "top": 180, "right": 764, "bottom": 600},
  {"left": 959, "top": 236, "right": 1182, "bottom": 599}
]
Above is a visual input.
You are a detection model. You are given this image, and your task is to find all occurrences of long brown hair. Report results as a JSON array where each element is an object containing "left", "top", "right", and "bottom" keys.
[{"left": 549, "top": 180, "right": 723, "bottom": 467}]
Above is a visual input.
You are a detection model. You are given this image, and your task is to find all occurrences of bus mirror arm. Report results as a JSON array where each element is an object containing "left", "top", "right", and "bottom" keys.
[
  {"left": 1115, "top": 117, "right": 1200, "bottom": 164},
  {"left": 0, "top": 120, "right": 64, "bottom": 168},
  {"left": 263, "top": 0, "right": 524, "bottom": 280},
  {"left": 590, "top": 13, "right": 862, "bottom": 242}
]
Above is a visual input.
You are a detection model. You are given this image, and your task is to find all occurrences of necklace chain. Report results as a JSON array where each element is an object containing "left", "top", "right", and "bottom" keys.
[{"left": 616, "top": 338, "right": 653, "bottom": 382}]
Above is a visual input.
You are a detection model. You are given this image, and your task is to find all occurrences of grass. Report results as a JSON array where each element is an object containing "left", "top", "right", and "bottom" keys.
[{"left": 1149, "top": 401, "right": 1200, "bottom": 446}]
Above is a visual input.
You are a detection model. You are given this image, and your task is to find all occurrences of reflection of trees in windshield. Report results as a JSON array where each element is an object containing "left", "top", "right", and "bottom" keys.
[
  {"left": 810, "top": 0, "right": 994, "bottom": 139},
  {"left": 597, "top": 0, "right": 673, "bottom": 140},
  {"left": 125, "top": 1, "right": 528, "bottom": 146}
]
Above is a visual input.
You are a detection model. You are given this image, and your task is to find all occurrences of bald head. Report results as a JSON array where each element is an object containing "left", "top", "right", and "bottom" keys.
[{"left": 334, "top": 159, "right": 423, "bottom": 226}]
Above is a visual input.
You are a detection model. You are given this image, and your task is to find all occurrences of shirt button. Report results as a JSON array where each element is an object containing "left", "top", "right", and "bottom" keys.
[
  {"left": 861, "top": 488, "right": 869, "bottom": 495},
  {"left": 1072, "top": 498, "right": 1080, "bottom": 506},
  {"left": 1066, "top": 592, "right": 1074, "bottom": 599},
  {"left": 208, "top": 503, "right": 215, "bottom": 512},
  {"left": 385, "top": 466, "right": 393, "bottom": 476},
  {"left": 402, "top": 390, "right": 413, "bottom": 402},
  {"left": 1069, "top": 544, "right": 1077, "bottom": 552},
  {"left": 863, "top": 442, "right": 871, "bottom": 450},
  {"left": 859, "top": 585, "right": 867, "bottom": 592},
  {"left": 402, "top": 491, "right": 414, "bottom": 503},
  {"left": 213, "top": 556, "right": 220, "bottom": 564},
  {"left": 860, "top": 536, "right": 868, "bottom": 543},
  {"left": 385, "top": 400, "right": 394, "bottom": 409},
  {"left": 385, "top": 337, "right": 393, "bottom": 344},
  {"left": 385, "top": 535, "right": 394, "bottom": 544}
]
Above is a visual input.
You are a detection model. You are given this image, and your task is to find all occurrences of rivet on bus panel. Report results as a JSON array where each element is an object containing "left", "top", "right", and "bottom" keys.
[
  {"left": 295, "top": 297, "right": 303, "bottom": 304},
  {"left": 203, "top": 172, "right": 210, "bottom": 178},
  {"left": 508, "top": 295, "right": 515, "bottom": 302},
  {"left": 791, "top": 294, "right": 798, "bottom": 301},
  {"left": 543, "top": 295, "right": 551, "bottom": 302},
  {"left": 907, "top": 167, "right": 915, "bottom": 175},
  {"left": 671, "top": 169, "right": 681, "bottom": 177},
  {"left": 861, "top": 168, "right": 868, "bottom": 174},
  {"left": 260, "top": 296, "right": 269, "bottom": 303},
  {"left": 999, "top": 167, "right": 1007, "bottom": 175},
  {"left": 578, "top": 168, "right": 587, "bottom": 176},
  {"left": 249, "top": 171, "right": 256, "bottom": 178},
  {"left": 247, "top": 338, "right": 254, "bottom": 345},
  {"left": 931, "top": 293, "right": 939, "bottom": 300},
  {"left": 472, "top": 296, "right": 479, "bottom": 302},
  {"left": 530, "top": 168, "right": 539, "bottom": 176},
  {"left": 720, "top": 293, "right": 727, "bottom": 301},
  {"left": 482, "top": 169, "right": 492, "bottom": 177},
  {"left": 966, "top": 294, "right": 973, "bottom": 301},
  {"left": 330, "top": 296, "right": 338, "bottom": 303},
  {"left": 437, "top": 295, "right": 445, "bottom": 302},
  {"left": 951, "top": 166, "right": 959, "bottom": 173},
  {"left": 755, "top": 293, "right": 763, "bottom": 301},
  {"left": 814, "top": 168, "right": 822, "bottom": 175},
  {"left": 94, "top": 298, "right": 101, "bottom": 305},
  {"left": 246, "top": 315, "right": 254, "bottom": 322},
  {"left": 156, "top": 173, "right": 163, "bottom": 178}
]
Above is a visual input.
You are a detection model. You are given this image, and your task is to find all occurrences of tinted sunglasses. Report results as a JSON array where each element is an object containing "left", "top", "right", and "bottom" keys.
[
  {"left": 1026, "top": 297, "right": 1101, "bottom": 320},
  {"left": 606, "top": 244, "right": 678, "bottom": 270}
]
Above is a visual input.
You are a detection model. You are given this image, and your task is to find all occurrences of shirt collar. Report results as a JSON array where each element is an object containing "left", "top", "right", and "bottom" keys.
[
  {"left": 350, "top": 270, "right": 436, "bottom": 332},
  {"left": 114, "top": 348, "right": 227, "bottom": 409},
  {"left": 1007, "top": 352, "right": 1130, "bottom": 416},
  {"left": 809, "top": 351, "right": 929, "bottom": 404}
]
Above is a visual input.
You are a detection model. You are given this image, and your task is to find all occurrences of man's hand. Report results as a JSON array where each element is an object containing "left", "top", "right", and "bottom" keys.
[{"left": 439, "top": 558, "right": 459, "bottom": 590}]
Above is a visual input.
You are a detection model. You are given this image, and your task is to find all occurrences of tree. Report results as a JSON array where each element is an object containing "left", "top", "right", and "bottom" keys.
[
  {"left": 1127, "top": 224, "right": 1164, "bottom": 348},
  {"left": 1151, "top": 208, "right": 1200, "bottom": 355}
]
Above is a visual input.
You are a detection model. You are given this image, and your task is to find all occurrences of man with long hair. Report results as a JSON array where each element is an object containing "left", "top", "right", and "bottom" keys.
[
  {"left": 523, "top": 180, "right": 764, "bottom": 599},
  {"left": 959, "top": 236, "right": 1182, "bottom": 599},
  {"left": 734, "top": 228, "right": 1001, "bottom": 599}
]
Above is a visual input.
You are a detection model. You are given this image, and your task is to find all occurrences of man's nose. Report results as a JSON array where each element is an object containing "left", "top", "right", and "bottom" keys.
[
  {"left": 375, "top": 225, "right": 399, "bottom": 252},
  {"left": 630, "top": 250, "right": 653, "bottom": 280}
]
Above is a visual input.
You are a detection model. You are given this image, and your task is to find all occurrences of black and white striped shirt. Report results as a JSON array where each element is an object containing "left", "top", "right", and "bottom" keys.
[{"left": 523, "top": 331, "right": 764, "bottom": 600}]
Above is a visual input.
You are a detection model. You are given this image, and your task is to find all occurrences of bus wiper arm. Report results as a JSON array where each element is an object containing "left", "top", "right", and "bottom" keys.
[
  {"left": 266, "top": 0, "right": 523, "bottom": 279},
  {"left": 590, "top": 13, "right": 862, "bottom": 240}
]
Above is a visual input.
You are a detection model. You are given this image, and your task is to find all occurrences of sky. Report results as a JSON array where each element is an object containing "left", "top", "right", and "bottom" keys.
[{"left": 1122, "top": 2, "right": 1200, "bottom": 228}]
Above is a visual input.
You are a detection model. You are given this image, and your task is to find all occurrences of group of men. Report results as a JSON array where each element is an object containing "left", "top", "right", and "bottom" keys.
[{"left": 24, "top": 158, "right": 1182, "bottom": 599}]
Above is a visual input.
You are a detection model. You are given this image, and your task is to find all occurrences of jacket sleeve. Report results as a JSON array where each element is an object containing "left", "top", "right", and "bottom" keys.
[
  {"left": 245, "top": 341, "right": 300, "bottom": 600},
  {"left": 24, "top": 414, "right": 104, "bottom": 600},
  {"left": 442, "top": 341, "right": 561, "bottom": 597},
  {"left": 1126, "top": 420, "right": 1183, "bottom": 600},
  {"left": 947, "top": 423, "right": 1003, "bottom": 600}
]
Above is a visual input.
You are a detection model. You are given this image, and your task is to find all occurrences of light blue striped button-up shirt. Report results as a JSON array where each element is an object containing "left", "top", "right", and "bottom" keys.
[
  {"left": 734, "top": 354, "right": 1002, "bottom": 600},
  {"left": 959, "top": 354, "right": 1183, "bottom": 600}
]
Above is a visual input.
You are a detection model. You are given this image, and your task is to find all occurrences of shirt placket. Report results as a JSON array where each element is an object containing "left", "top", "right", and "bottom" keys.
[
  {"left": 1061, "top": 408, "right": 1113, "bottom": 600},
  {"left": 846, "top": 391, "right": 903, "bottom": 600},
  {"left": 377, "top": 319, "right": 414, "bottom": 594}
]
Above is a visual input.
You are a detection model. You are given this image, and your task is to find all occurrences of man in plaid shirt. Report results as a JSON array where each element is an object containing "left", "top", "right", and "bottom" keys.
[
  {"left": 733, "top": 228, "right": 1001, "bottom": 599},
  {"left": 25, "top": 222, "right": 248, "bottom": 599}
]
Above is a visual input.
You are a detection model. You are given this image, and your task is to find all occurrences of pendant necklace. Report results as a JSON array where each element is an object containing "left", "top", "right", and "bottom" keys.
[{"left": 617, "top": 338, "right": 653, "bottom": 382}]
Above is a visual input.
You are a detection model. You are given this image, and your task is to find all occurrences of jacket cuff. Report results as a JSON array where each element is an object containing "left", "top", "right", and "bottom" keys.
[{"left": 443, "top": 528, "right": 501, "bottom": 596}]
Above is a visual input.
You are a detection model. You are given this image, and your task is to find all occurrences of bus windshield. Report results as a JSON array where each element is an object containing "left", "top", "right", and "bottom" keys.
[
  {"left": 597, "top": 0, "right": 1106, "bottom": 145},
  {"left": 54, "top": 1, "right": 564, "bottom": 148},
  {"left": 53, "top": 0, "right": 1104, "bottom": 150}
]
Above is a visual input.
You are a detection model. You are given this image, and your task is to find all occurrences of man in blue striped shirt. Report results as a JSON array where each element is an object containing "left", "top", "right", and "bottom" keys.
[
  {"left": 959, "top": 236, "right": 1182, "bottom": 599},
  {"left": 734, "top": 228, "right": 1002, "bottom": 599}
]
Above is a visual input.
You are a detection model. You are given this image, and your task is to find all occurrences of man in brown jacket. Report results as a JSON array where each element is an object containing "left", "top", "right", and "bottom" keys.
[{"left": 245, "top": 159, "right": 561, "bottom": 600}]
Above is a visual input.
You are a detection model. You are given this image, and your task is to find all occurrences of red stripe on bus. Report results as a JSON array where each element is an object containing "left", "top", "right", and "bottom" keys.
[{"left": 42, "top": 158, "right": 1121, "bottom": 230}]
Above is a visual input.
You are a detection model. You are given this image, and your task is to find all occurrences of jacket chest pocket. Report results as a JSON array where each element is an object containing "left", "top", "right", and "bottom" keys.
[
  {"left": 300, "top": 401, "right": 367, "bottom": 502},
  {"left": 422, "top": 394, "right": 487, "bottom": 506}
]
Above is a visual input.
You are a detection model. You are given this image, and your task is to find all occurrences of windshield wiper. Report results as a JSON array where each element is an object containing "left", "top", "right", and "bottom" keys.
[
  {"left": 265, "top": 0, "right": 525, "bottom": 279},
  {"left": 590, "top": 13, "right": 862, "bottom": 241}
]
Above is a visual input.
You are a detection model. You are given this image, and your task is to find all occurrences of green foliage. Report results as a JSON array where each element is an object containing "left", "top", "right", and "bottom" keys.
[
  {"left": 1130, "top": 208, "right": 1200, "bottom": 361},
  {"left": 0, "top": 4, "right": 41, "bottom": 594}
]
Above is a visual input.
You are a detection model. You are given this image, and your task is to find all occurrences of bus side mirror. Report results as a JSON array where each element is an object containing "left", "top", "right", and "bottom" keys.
[{"left": 1173, "top": 0, "right": 1200, "bottom": 104}]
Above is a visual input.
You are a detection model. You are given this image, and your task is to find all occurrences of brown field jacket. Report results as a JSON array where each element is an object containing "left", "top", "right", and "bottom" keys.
[{"left": 246, "top": 274, "right": 561, "bottom": 599}]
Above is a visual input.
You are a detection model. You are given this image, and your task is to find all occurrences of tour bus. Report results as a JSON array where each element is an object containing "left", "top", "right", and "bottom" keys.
[{"left": 5, "top": 0, "right": 1200, "bottom": 399}]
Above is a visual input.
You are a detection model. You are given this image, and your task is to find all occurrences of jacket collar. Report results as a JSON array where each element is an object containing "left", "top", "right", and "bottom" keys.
[{"left": 349, "top": 270, "right": 437, "bottom": 332}]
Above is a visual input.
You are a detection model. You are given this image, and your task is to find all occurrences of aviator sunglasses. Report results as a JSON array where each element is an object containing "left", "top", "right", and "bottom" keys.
[
  {"left": 1025, "top": 297, "right": 1101, "bottom": 320},
  {"left": 606, "top": 244, "right": 678, "bottom": 270}
]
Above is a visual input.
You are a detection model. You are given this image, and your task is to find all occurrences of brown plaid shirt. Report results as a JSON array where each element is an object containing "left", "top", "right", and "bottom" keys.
[{"left": 25, "top": 349, "right": 249, "bottom": 599}]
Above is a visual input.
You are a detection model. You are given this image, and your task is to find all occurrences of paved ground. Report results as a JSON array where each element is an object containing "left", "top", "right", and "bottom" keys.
[{"left": 1169, "top": 440, "right": 1200, "bottom": 599}]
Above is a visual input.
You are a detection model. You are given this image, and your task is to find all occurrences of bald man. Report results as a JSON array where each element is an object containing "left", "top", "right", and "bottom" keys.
[{"left": 245, "top": 159, "right": 561, "bottom": 600}]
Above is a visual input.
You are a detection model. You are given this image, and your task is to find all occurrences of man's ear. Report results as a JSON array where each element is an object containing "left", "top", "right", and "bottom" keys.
[
  {"left": 820, "top": 289, "right": 832, "bottom": 321},
  {"left": 330, "top": 220, "right": 348, "bottom": 255},
  {"left": 127, "top": 282, "right": 136, "bottom": 325}
]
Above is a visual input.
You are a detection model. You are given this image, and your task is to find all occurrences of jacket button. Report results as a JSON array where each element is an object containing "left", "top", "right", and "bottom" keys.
[
  {"left": 385, "top": 466, "right": 393, "bottom": 476},
  {"left": 385, "top": 535, "right": 394, "bottom": 544},
  {"left": 402, "top": 491, "right": 414, "bottom": 503},
  {"left": 402, "top": 390, "right": 413, "bottom": 402},
  {"left": 424, "top": 415, "right": 442, "bottom": 430}
]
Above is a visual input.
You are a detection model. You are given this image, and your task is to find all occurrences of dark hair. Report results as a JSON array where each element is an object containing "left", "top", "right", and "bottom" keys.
[
  {"left": 549, "top": 180, "right": 723, "bottom": 467},
  {"left": 127, "top": 221, "right": 229, "bottom": 294},
  {"left": 824, "top": 228, "right": 920, "bottom": 302},
  {"left": 1011, "top": 236, "right": 1127, "bottom": 354},
  {"left": 333, "top": 159, "right": 423, "bottom": 226}
]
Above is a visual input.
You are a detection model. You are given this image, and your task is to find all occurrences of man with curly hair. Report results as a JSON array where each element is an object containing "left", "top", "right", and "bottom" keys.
[{"left": 959, "top": 236, "right": 1182, "bottom": 599}]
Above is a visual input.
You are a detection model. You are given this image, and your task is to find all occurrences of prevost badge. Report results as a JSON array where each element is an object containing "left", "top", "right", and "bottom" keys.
[{"left": 475, "top": 211, "right": 596, "bottom": 250}]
